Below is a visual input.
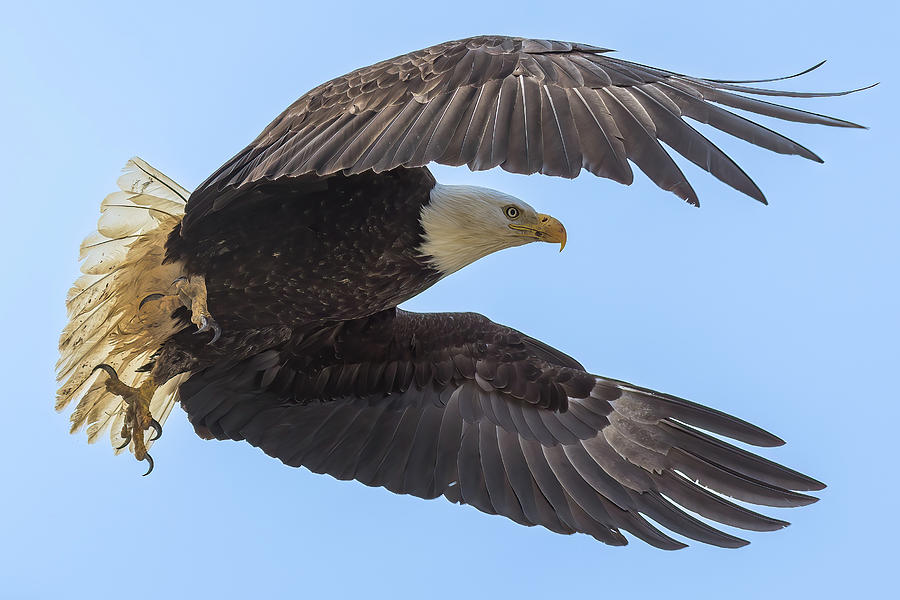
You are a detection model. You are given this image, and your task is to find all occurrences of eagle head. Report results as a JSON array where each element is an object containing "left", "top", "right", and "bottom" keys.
[{"left": 418, "top": 183, "right": 567, "bottom": 277}]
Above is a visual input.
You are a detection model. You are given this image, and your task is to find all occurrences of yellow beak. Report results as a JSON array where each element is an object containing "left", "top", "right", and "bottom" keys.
[{"left": 509, "top": 214, "right": 567, "bottom": 251}]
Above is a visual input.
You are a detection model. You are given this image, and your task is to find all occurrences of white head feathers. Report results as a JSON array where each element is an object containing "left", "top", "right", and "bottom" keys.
[{"left": 418, "top": 184, "right": 547, "bottom": 276}]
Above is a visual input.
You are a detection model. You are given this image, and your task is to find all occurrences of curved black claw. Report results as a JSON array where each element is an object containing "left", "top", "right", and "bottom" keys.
[
  {"left": 141, "top": 454, "right": 154, "bottom": 477},
  {"left": 92, "top": 363, "right": 120, "bottom": 382},
  {"left": 116, "top": 433, "right": 132, "bottom": 450},
  {"left": 139, "top": 293, "right": 166, "bottom": 310},
  {"left": 194, "top": 315, "right": 222, "bottom": 344},
  {"left": 149, "top": 418, "right": 163, "bottom": 442}
]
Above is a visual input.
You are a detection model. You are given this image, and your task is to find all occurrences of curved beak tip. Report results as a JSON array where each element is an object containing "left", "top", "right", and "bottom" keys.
[{"left": 536, "top": 214, "right": 567, "bottom": 253}]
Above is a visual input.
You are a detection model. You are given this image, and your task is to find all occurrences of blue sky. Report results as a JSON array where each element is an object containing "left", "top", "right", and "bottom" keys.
[{"left": 1, "top": 1, "right": 896, "bottom": 597}]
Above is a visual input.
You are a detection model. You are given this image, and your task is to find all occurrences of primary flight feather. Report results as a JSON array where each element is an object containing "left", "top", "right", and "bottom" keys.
[{"left": 58, "top": 35, "right": 868, "bottom": 548}]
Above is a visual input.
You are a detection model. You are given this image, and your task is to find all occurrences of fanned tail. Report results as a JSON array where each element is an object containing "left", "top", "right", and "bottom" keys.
[{"left": 57, "top": 158, "right": 189, "bottom": 453}]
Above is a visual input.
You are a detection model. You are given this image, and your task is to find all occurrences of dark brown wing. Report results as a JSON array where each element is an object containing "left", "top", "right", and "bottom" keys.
[
  {"left": 186, "top": 35, "right": 867, "bottom": 223},
  {"left": 178, "top": 309, "right": 823, "bottom": 549}
]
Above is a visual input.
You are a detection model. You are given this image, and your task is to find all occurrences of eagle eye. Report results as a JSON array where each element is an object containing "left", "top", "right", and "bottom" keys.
[{"left": 504, "top": 206, "right": 520, "bottom": 220}]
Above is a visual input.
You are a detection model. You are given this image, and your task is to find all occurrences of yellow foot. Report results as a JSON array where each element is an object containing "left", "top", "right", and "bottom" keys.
[
  {"left": 139, "top": 274, "right": 221, "bottom": 343},
  {"left": 92, "top": 364, "right": 160, "bottom": 475}
]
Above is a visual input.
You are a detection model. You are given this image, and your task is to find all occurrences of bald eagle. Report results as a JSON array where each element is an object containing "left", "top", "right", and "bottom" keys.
[{"left": 58, "top": 36, "right": 868, "bottom": 549}]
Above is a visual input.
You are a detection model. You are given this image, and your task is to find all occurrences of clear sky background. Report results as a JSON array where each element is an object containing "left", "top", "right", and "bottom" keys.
[{"left": 1, "top": 1, "right": 896, "bottom": 598}]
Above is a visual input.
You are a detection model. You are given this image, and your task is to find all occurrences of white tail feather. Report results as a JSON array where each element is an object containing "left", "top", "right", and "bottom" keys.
[{"left": 57, "top": 158, "right": 190, "bottom": 452}]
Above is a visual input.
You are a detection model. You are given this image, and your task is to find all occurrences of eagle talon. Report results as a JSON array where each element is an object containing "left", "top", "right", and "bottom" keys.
[
  {"left": 195, "top": 315, "right": 211, "bottom": 333},
  {"left": 115, "top": 433, "right": 132, "bottom": 450},
  {"left": 92, "top": 363, "right": 120, "bottom": 381},
  {"left": 149, "top": 418, "right": 162, "bottom": 441},
  {"left": 195, "top": 315, "right": 222, "bottom": 344},
  {"left": 141, "top": 454, "right": 154, "bottom": 477},
  {"left": 138, "top": 293, "right": 166, "bottom": 310}
]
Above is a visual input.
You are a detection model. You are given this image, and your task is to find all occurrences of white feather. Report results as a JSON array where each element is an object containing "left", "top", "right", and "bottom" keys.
[
  {"left": 57, "top": 158, "right": 191, "bottom": 451},
  {"left": 418, "top": 184, "right": 538, "bottom": 276}
]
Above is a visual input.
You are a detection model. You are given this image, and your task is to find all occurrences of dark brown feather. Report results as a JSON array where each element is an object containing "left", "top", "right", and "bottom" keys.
[
  {"left": 178, "top": 309, "right": 823, "bottom": 548},
  {"left": 183, "top": 35, "right": 865, "bottom": 229}
]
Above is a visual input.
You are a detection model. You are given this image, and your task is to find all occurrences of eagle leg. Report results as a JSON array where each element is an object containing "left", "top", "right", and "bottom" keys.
[
  {"left": 92, "top": 364, "right": 159, "bottom": 476},
  {"left": 174, "top": 275, "right": 221, "bottom": 344},
  {"left": 138, "top": 275, "right": 221, "bottom": 344}
]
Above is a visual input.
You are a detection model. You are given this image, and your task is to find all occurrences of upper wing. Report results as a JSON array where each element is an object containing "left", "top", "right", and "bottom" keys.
[
  {"left": 178, "top": 309, "right": 823, "bottom": 548},
  {"left": 188, "top": 35, "right": 867, "bottom": 216}
]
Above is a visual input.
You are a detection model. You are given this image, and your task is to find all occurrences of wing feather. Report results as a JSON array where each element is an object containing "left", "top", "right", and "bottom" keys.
[
  {"left": 183, "top": 35, "right": 868, "bottom": 230},
  {"left": 600, "top": 87, "right": 698, "bottom": 204},
  {"left": 178, "top": 309, "right": 824, "bottom": 548},
  {"left": 630, "top": 86, "right": 766, "bottom": 203}
]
